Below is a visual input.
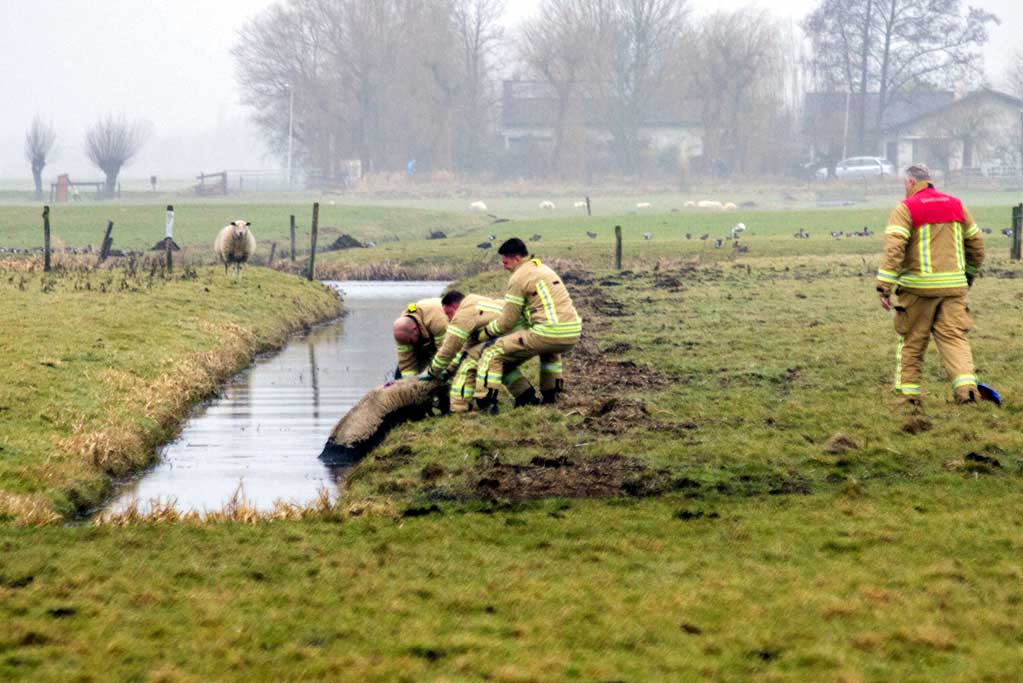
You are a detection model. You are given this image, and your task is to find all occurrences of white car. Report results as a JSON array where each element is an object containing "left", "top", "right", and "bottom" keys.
[{"left": 815, "top": 157, "right": 895, "bottom": 180}]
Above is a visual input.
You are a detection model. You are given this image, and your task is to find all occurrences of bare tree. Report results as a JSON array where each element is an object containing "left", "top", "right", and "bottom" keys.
[
  {"left": 518, "top": 0, "right": 590, "bottom": 177},
  {"left": 581, "top": 0, "right": 691, "bottom": 175},
  {"left": 84, "top": 115, "right": 151, "bottom": 197},
  {"left": 689, "top": 8, "right": 786, "bottom": 174},
  {"left": 24, "top": 116, "right": 57, "bottom": 200},
  {"left": 452, "top": 0, "right": 506, "bottom": 172},
  {"left": 804, "top": 0, "right": 997, "bottom": 154},
  {"left": 1005, "top": 48, "right": 1023, "bottom": 100}
]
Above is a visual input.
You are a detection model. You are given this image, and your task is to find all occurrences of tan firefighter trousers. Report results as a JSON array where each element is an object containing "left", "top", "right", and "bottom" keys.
[
  {"left": 893, "top": 292, "right": 977, "bottom": 399},
  {"left": 475, "top": 329, "right": 578, "bottom": 398},
  {"left": 449, "top": 342, "right": 532, "bottom": 412}
]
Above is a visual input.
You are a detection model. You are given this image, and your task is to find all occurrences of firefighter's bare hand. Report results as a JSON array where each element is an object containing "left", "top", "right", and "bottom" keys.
[{"left": 879, "top": 294, "right": 892, "bottom": 311}]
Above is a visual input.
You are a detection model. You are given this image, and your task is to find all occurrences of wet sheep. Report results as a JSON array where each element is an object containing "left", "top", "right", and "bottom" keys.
[{"left": 214, "top": 220, "right": 257, "bottom": 278}]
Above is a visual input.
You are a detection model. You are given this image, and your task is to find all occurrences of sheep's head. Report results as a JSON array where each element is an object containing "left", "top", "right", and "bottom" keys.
[{"left": 229, "top": 219, "right": 251, "bottom": 241}]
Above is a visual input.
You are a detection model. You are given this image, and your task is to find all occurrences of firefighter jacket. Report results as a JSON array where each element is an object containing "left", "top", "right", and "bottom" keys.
[
  {"left": 428, "top": 294, "right": 520, "bottom": 376},
  {"left": 877, "top": 181, "right": 985, "bottom": 297},
  {"left": 396, "top": 298, "right": 448, "bottom": 377},
  {"left": 483, "top": 258, "right": 582, "bottom": 341}
]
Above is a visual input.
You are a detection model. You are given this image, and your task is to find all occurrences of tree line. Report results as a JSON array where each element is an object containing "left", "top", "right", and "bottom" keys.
[{"left": 233, "top": 0, "right": 1006, "bottom": 183}]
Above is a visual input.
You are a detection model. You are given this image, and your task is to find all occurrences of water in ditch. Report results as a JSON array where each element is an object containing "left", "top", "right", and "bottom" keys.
[{"left": 103, "top": 280, "right": 446, "bottom": 515}]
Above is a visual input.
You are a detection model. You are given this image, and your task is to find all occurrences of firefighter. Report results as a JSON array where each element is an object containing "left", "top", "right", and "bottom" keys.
[
  {"left": 392, "top": 296, "right": 450, "bottom": 379},
  {"left": 473, "top": 238, "right": 582, "bottom": 412},
  {"left": 876, "top": 164, "right": 985, "bottom": 406},
  {"left": 418, "top": 291, "right": 536, "bottom": 412}
]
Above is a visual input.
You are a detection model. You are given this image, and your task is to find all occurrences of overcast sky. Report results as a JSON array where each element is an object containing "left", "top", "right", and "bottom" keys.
[{"left": 1, "top": 0, "right": 1019, "bottom": 182}]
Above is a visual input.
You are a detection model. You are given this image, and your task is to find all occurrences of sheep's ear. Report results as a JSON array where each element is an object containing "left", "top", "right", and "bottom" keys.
[{"left": 246, "top": 221, "right": 253, "bottom": 226}]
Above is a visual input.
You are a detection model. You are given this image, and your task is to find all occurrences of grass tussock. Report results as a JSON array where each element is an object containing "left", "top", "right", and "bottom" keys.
[{"left": 0, "top": 492, "right": 63, "bottom": 526}]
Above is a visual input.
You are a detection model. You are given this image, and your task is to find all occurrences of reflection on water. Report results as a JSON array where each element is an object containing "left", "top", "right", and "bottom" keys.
[{"left": 105, "top": 281, "right": 446, "bottom": 514}]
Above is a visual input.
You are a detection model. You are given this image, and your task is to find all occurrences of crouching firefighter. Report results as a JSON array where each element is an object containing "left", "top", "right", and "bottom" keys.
[
  {"left": 876, "top": 164, "right": 986, "bottom": 407},
  {"left": 417, "top": 291, "right": 536, "bottom": 412},
  {"left": 392, "top": 295, "right": 451, "bottom": 413},
  {"left": 473, "top": 238, "right": 582, "bottom": 413}
]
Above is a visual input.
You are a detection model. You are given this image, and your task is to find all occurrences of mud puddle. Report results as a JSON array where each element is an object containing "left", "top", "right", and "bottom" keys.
[{"left": 103, "top": 280, "right": 447, "bottom": 515}]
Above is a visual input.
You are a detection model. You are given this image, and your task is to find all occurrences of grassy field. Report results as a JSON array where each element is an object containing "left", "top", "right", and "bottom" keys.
[{"left": 2, "top": 196, "right": 1023, "bottom": 681}]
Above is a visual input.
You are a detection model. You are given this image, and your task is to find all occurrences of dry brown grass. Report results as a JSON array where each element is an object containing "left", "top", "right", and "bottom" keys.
[
  {"left": 95, "top": 485, "right": 345, "bottom": 526},
  {"left": 0, "top": 492, "right": 63, "bottom": 526}
]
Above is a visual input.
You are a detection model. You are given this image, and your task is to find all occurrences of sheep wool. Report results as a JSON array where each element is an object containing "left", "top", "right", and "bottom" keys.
[
  {"left": 320, "top": 377, "right": 443, "bottom": 464},
  {"left": 214, "top": 220, "right": 257, "bottom": 278}
]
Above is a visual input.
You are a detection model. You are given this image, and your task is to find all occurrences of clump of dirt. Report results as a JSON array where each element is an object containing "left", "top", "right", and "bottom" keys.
[
  {"left": 470, "top": 454, "right": 668, "bottom": 501},
  {"left": 324, "top": 234, "right": 366, "bottom": 251},
  {"left": 600, "top": 341, "right": 632, "bottom": 354},
  {"left": 900, "top": 416, "right": 933, "bottom": 435},
  {"left": 582, "top": 398, "right": 652, "bottom": 434},
  {"left": 653, "top": 274, "right": 685, "bottom": 292},
  {"left": 823, "top": 433, "right": 860, "bottom": 454}
]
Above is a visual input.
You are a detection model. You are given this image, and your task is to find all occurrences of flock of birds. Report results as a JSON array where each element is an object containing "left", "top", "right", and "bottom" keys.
[{"left": 473, "top": 222, "right": 1018, "bottom": 252}]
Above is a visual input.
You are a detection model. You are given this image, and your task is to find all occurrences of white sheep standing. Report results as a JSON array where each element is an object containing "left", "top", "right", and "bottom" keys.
[
  {"left": 730, "top": 222, "right": 746, "bottom": 239},
  {"left": 683, "top": 200, "right": 696, "bottom": 208},
  {"left": 573, "top": 200, "right": 588, "bottom": 209},
  {"left": 214, "top": 219, "right": 257, "bottom": 279},
  {"left": 723, "top": 202, "right": 737, "bottom": 210},
  {"left": 636, "top": 202, "right": 652, "bottom": 209},
  {"left": 697, "top": 200, "right": 725, "bottom": 210},
  {"left": 469, "top": 200, "right": 488, "bottom": 212},
  {"left": 539, "top": 200, "right": 556, "bottom": 210}
]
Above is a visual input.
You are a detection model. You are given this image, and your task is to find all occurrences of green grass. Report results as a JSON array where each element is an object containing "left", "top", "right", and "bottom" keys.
[
  {"left": 1, "top": 481, "right": 1021, "bottom": 682},
  {"left": 0, "top": 265, "right": 341, "bottom": 519},
  {"left": 2, "top": 196, "right": 1023, "bottom": 681}
]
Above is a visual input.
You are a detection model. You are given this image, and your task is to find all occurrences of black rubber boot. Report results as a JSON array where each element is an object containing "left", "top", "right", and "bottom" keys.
[
  {"left": 514, "top": 389, "right": 540, "bottom": 407},
  {"left": 475, "top": 389, "right": 500, "bottom": 415},
  {"left": 541, "top": 380, "right": 564, "bottom": 405}
]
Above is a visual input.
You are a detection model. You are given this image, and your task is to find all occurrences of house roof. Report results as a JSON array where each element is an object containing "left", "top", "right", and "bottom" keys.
[
  {"left": 803, "top": 90, "right": 955, "bottom": 135},
  {"left": 502, "top": 80, "right": 702, "bottom": 129},
  {"left": 882, "top": 87, "right": 1023, "bottom": 131}
]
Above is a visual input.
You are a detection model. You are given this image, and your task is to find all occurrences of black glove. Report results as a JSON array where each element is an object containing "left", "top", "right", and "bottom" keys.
[
  {"left": 468, "top": 329, "right": 483, "bottom": 345},
  {"left": 966, "top": 274, "right": 974, "bottom": 288}
]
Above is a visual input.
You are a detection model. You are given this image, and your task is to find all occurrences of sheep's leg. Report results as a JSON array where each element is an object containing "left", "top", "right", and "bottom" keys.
[{"left": 223, "top": 262, "right": 229, "bottom": 276}]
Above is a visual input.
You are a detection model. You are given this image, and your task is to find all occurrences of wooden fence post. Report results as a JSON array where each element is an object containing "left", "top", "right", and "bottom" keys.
[
  {"left": 43, "top": 206, "right": 52, "bottom": 272},
  {"left": 290, "top": 215, "right": 296, "bottom": 262},
  {"left": 1012, "top": 204, "right": 1022, "bottom": 262},
  {"left": 614, "top": 225, "right": 622, "bottom": 271},
  {"left": 268, "top": 242, "right": 277, "bottom": 268},
  {"left": 585, "top": 196, "right": 592, "bottom": 216},
  {"left": 99, "top": 220, "right": 114, "bottom": 262},
  {"left": 308, "top": 203, "right": 319, "bottom": 281}
]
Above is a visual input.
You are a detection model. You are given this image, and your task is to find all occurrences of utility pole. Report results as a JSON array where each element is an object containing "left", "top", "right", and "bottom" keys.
[{"left": 287, "top": 84, "right": 294, "bottom": 191}]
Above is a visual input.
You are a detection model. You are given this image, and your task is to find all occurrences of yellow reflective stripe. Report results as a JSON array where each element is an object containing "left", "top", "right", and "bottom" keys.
[
  {"left": 504, "top": 368, "right": 524, "bottom": 384},
  {"left": 431, "top": 355, "right": 448, "bottom": 371},
  {"left": 532, "top": 320, "right": 582, "bottom": 338},
  {"left": 877, "top": 269, "right": 899, "bottom": 284},
  {"left": 400, "top": 370, "right": 416, "bottom": 378},
  {"left": 505, "top": 294, "right": 525, "bottom": 305},
  {"left": 536, "top": 280, "right": 559, "bottom": 324},
  {"left": 954, "top": 224, "right": 965, "bottom": 271},
  {"left": 447, "top": 325, "right": 469, "bottom": 340},
  {"left": 953, "top": 374, "right": 977, "bottom": 388},
  {"left": 918, "top": 224, "right": 932, "bottom": 273},
  {"left": 396, "top": 344, "right": 413, "bottom": 352},
  {"left": 895, "top": 337, "right": 904, "bottom": 388},
  {"left": 885, "top": 225, "right": 911, "bottom": 239},
  {"left": 478, "top": 302, "right": 503, "bottom": 314},
  {"left": 897, "top": 272, "right": 968, "bottom": 288},
  {"left": 896, "top": 384, "right": 921, "bottom": 395},
  {"left": 540, "top": 363, "right": 562, "bottom": 372},
  {"left": 964, "top": 223, "right": 980, "bottom": 238}
]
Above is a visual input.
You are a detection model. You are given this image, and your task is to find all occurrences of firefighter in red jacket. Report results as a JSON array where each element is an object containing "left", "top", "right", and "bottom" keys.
[{"left": 876, "top": 164, "right": 985, "bottom": 406}]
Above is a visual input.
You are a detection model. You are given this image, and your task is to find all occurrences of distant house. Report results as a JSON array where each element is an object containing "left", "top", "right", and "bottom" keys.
[
  {"left": 803, "top": 90, "right": 955, "bottom": 166},
  {"left": 500, "top": 80, "right": 704, "bottom": 171},
  {"left": 880, "top": 88, "right": 1023, "bottom": 176},
  {"left": 804, "top": 88, "right": 1023, "bottom": 176}
]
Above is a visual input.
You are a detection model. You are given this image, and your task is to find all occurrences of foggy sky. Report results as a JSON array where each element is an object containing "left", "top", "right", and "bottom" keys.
[{"left": 1, "top": 0, "right": 1019, "bottom": 184}]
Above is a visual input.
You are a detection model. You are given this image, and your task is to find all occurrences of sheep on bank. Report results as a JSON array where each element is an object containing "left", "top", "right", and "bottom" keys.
[
  {"left": 573, "top": 200, "right": 588, "bottom": 209},
  {"left": 723, "top": 202, "right": 737, "bottom": 210},
  {"left": 696, "top": 200, "right": 724, "bottom": 210},
  {"left": 214, "top": 220, "right": 256, "bottom": 279},
  {"left": 539, "top": 200, "right": 556, "bottom": 210},
  {"left": 469, "top": 200, "right": 488, "bottom": 212},
  {"left": 636, "top": 202, "right": 652, "bottom": 209}
]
